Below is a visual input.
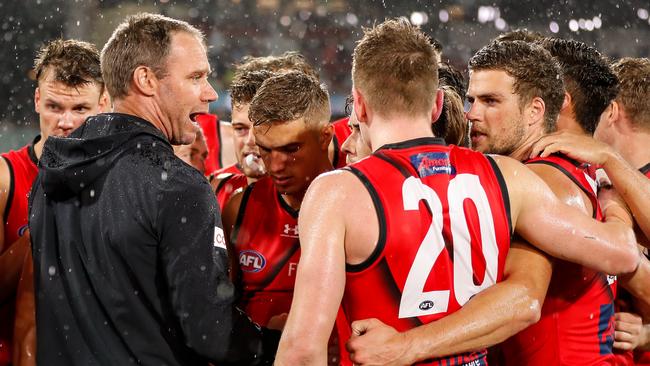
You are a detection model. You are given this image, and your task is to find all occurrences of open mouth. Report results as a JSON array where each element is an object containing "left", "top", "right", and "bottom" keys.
[{"left": 189, "top": 112, "right": 207, "bottom": 123}]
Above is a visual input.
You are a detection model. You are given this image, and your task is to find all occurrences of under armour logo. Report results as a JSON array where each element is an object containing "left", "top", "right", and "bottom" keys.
[{"left": 283, "top": 223, "right": 299, "bottom": 236}]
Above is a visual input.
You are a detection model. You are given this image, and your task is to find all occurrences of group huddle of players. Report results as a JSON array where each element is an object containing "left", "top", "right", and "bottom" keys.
[{"left": 2, "top": 13, "right": 650, "bottom": 366}]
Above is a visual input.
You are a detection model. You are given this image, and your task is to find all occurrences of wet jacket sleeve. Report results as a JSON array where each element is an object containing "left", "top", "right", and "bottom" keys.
[{"left": 157, "top": 178, "right": 277, "bottom": 365}]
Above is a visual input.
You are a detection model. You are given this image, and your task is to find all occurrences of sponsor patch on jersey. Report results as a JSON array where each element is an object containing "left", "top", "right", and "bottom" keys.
[
  {"left": 213, "top": 226, "right": 226, "bottom": 250},
  {"left": 239, "top": 250, "right": 266, "bottom": 272},
  {"left": 410, "top": 152, "right": 455, "bottom": 177}
]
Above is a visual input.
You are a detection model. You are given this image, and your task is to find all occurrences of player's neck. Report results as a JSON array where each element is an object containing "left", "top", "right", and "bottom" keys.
[
  {"left": 113, "top": 97, "right": 171, "bottom": 141},
  {"left": 33, "top": 138, "right": 44, "bottom": 160},
  {"left": 510, "top": 127, "right": 546, "bottom": 162},
  {"left": 614, "top": 131, "right": 650, "bottom": 170},
  {"left": 368, "top": 116, "right": 434, "bottom": 151},
  {"left": 281, "top": 156, "right": 333, "bottom": 211}
]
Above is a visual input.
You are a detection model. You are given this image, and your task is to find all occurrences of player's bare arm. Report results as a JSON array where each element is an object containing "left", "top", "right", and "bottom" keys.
[
  {"left": 275, "top": 170, "right": 351, "bottom": 365},
  {"left": 531, "top": 131, "right": 650, "bottom": 242},
  {"left": 494, "top": 155, "right": 639, "bottom": 274},
  {"left": 347, "top": 240, "right": 552, "bottom": 366}
]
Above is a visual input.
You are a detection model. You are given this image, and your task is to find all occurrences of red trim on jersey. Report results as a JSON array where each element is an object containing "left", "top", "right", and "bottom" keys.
[
  {"left": 214, "top": 173, "right": 247, "bottom": 211},
  {"left": 342, "top": 138, "right": 510, "bottom": 365},
  {"left": 0, "top": 139, "right": 39, "bottom": 366},
  {"left": 501, "top": 154, "right": 616, "bottom": 366}
]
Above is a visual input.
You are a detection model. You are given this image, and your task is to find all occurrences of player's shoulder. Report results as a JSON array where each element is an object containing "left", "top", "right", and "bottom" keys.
[{"left": 305, "top": 168, "right": 366, "bottom": 206}]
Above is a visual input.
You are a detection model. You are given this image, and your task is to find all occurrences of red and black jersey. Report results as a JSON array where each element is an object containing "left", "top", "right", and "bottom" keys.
[
  {"left": 196, "top": 113, "right": 222, "bottom": 175},
  {"left": 331, "top": 117, "right": 352, "bottom": 168},
  {"left": 231, "top": 176, "right": 300, "bottom": 327},
  {"left": 0, "top": 138, "right": 39, "bottom": 366},
  {"left": 342, "top": 137, "right": 512, "bottom": 366},
  {"left": 501, "top": 154, "right": 615, "bottom": 366},
  {"left": 213, "top": 172, "right": 248, "bottom": 211}
]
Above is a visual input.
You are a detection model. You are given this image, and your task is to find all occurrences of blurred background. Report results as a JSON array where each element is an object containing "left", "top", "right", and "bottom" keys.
[{"left": 0, "top": 0, "right": 649, "bottom": 151}]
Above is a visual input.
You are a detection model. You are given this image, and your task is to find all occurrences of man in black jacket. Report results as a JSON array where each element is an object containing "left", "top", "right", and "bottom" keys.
[{"left": 29, "top": 12, "right": 278, "bottom": 366}]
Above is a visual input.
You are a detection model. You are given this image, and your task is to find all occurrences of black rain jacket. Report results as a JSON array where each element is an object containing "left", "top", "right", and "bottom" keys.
[{"left": 29, "top": 113, "right": 277, "bottom": 366}]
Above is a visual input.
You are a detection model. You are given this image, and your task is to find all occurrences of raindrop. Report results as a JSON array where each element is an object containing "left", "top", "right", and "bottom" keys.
[
  {"left": 161, "top": 171, "right": 168, "bottom": 181},
  {"left": 48, "top": 266, "right": 56, "bottom": 276},
  {"left": 90, "top": 189, "right": 95, "bottom": 198},
  {"left": 181, "top": 216, "right": 187, "bottom": 223}
]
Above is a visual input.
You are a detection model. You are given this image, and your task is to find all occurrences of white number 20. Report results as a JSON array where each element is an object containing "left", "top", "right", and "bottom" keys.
[{"left": 398, "top": 175, "right": 500, "bottom": 319}]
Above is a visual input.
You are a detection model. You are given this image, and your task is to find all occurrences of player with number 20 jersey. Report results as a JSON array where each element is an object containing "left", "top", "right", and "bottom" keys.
[{"left": 342, "top": 138, "right": 511, "bottom": 366}]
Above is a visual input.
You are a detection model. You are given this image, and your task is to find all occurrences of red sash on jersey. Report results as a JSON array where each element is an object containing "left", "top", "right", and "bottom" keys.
[
  {"left": 0, "top": 141, "right": 38, "bottom": 366},
  {"left": 343, "top": 138, "right": 511, "bottom": 366},
  {"left": 196, "top": 113, "right": 222, "bottom": 175},
  {"left": 214, "top": 172, "right": 247, "bottom": 211},
  {"left": 501, "top": 154, "right": 615, "bottom": 366},
  {"left": 231, "top": 177, "right": 301, "bottom": 327},
  {"left": 331, "top": 117, "right": 352, "bottom": 169}
]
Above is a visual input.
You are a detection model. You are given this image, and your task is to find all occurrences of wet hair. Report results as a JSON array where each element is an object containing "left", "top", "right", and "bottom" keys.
[
  {"left": 433, "top": 63, "right": 469, "bottom": 146},
  {"left": 229, "top": 69, "right": 274, "bottom": 107},
  {"left": 34, "top": 39, "right": 103, "bottom": 92},
  {"left": 438, "top": 62, "right": 466, "bottom": 103},
  {"left": 235, "top": 51, "right": 319, "bottom": 80},
  {"left": 101, "top": 12, "right": 204, "bottom": 100},
  {"left": 494, "top": 28, "right": 544, "bottom": 43},
  {"left": 469, "top": 40, "right": 565, "bottom": 132},
  {"left": 611, "top": 57, "right": 650, "bottom": 130},
  {"left": 248, "top": 71, "right": 330, "bottom": 129},
  {"left": 352, "top": 17, "right": 439, "bottom": 118},
  {"left": 538, "top": 38, "right": 619, "bottom": 135}
]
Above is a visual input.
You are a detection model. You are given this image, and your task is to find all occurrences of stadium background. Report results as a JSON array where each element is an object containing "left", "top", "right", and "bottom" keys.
[{"left": 0, "top": 0, "right": 648, "bottom": 151}]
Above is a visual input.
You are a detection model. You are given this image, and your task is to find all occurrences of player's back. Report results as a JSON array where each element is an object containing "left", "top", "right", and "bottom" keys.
[
  {"left": 343, "top": 138, "right": 511, "bottom": 365},
  {"left": 501, "top": 154, "right": 616, "bottom": 366}
]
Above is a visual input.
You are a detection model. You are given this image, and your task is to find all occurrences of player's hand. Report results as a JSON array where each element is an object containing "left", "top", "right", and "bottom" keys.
[
  {"left": 267, "top": 313, "right": 288, "bottom": 331},
  {"left": 346, "top": 318, "right": 410, "bottom": 366},
  {"left": 614, "top": 312, "right": 645, "bottom": 351},
  {"left": 529, "top": 131, "right": 614, "bottom": 166}
]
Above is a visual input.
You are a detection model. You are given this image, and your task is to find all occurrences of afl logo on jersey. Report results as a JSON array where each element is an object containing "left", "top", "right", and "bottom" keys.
[
  {"left": 17, "top": 224, "right": 29, "bottom": 237},
  {"left": 419, "top": 300, "right": 434, "bottom": 311},
  {"left": 239, "top": 250, "right": 266, "bottom": 273}
]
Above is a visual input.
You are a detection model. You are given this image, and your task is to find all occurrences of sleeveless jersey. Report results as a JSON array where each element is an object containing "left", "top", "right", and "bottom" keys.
[
  {"left": 213, "top": 171, "right": 247, "bottom": 211},
  {"left": 501, "top": 154, "right": 615, "bottom": 366},
  {"left": 0, "top": 140, "right": 38, "bottom": 366},
  {"left": 231, "top": 177, "right": 300, "bottom": 327},
  {"left": 343, "top": 138, "right": 512, "bottom": 366},
  {"left": 196, "top": 112, "right": 222, "bottom": 175},
  {"left": 331, "top": 117, "right": 352, "bottom": 169}
]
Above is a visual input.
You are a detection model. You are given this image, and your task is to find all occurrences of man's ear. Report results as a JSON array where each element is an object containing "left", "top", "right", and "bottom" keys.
[
  {"left": 98, "top": 90, "right": 111, "bottom": 113},
  {"left": 353, "top": 87, "right": 368, "bottom": 125},
  {"left": 528, "top": 96, "right": 546, "bottom": 128},
  {"left": 320, "top": 123, "right": 334, "bottom": 151},
  {"left": 131, "top": 66, "right": 158, "bottom": 97},
  {"left": 34, "top": 87, "right": 41, "bottom": 114},
  {"left": 431, "top": 89, "right": 445, "bottom": 122}
]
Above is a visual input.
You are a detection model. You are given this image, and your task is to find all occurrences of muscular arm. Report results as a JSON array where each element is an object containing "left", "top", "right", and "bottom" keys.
[
  {"left": 0, "top": 234, "right": 30, "bottom": 303},
  {"left": 347, "top": 241, "right": 552, "bottom": 365},
  {"left": 492, "top": 155, "right": 638, "bottom": 274},
  {"left": 275, "top": 172, "right": 348, "bottom": 366},
  {"left": 531, "top": 131, "right": 650, "bottom": 242}
]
